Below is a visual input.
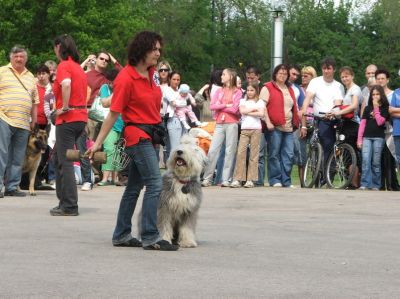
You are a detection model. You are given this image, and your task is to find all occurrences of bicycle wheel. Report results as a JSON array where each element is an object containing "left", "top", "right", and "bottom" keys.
[
  {"left": 326, "top": 143, "right": 357, "bottom": 189},
  {"left": 303, "top": 143, "right": 323, "bottom": 188}
]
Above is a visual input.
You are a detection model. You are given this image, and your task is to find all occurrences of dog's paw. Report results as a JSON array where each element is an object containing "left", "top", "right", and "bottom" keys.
[{"left": 179, "top": 240, "right": 197, "bottom": 248}]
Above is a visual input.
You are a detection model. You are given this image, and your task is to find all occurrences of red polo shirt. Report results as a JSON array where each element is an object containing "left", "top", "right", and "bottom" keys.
[
  {"left": 110, "top": 65, "right": 162, "bottom": 146},
  {"left": 53, "top": 57, "right": 88, "bottom": 125}
]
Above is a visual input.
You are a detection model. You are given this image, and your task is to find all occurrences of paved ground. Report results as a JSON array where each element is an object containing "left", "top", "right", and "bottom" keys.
[{"left": 1, "top": 185, "right": 400, "bottom": 298}]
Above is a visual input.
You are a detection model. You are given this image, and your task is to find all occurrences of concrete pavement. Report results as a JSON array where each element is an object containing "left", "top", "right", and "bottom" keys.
[{"left": 1, "top": 186, "right": 400, "bottom": 298}]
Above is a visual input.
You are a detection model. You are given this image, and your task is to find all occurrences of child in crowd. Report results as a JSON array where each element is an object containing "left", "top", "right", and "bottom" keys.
[
  {"left": 231, "top": 82, "right": 265, "bottom": 188},
  {"left": 172, "top": 84, "right": 201, "bottom": 130},
  {"left": 357, "top": 85, "right": 390, "bottom": 190}
]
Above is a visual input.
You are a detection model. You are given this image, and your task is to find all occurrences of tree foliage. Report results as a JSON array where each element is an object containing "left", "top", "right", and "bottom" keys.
[{"left": 0, "top": 0, "right": 398, "bottom": 88}]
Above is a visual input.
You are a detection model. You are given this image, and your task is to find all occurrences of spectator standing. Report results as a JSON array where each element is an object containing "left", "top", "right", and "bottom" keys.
[
  {"left": 262, "top": 64, "right": 299, "bottom": 187},
  {"left": 389, "top": 87, "right": 400, "bottom": 166},
  {"left": 230, "top": 82, "right": 265, "bottom": 188},
  {"left": 0, "top": 45, "right": 39, "bottom": 197},
  {"left": 50, "top": 34, "right": 88, "bottom": 216},
  {"left": 357, "top": 85, "right": 389, "bottom": 190},
  {"left": 87, "top": 31, "right": 178, "bottom": 251},
  {"left": 202, "top": 68, "right": 242, "bottom": 187}
]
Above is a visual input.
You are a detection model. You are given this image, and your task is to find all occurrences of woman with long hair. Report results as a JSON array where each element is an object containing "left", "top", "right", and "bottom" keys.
[
  {"left": 201, "top": 68, "right": 242, "bottom": 187},
  {"left": 50, "top": 34, "right": 88, "bottom": 216}
]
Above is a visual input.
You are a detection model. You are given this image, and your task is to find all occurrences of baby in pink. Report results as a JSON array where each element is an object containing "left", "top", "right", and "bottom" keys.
[{"left": 172, "top": 84, "right": 201, "bottom": 130}]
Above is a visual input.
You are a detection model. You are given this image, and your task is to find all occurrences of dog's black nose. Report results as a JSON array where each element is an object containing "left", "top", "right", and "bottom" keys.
[{"left": 177, "top": 150, "right": 183, "bottom": 155}]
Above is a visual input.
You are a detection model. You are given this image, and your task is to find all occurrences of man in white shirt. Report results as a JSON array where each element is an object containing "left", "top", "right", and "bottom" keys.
[{"left": 300, "top": 57, "right": 345, "bottom": 164}]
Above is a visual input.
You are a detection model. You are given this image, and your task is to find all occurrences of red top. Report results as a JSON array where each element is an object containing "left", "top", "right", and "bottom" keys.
[
  {"left": 110, "top": 65, "right": 162, "bottom": 146},
  {"left": 36, "top": 84, "right": 47, "bottom": 125},
  {"left": 265, "top": 81, "right": 299, "bottom": 130},
  {"left": 53, "top": 57, "right": 88, "bottom": 125},
  {"left": 86, "top": 62, "right": 122, "bottom": 106}
]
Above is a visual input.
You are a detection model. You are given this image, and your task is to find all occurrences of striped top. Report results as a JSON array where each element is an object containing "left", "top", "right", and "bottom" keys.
[{"left": 0, "top": 64, "right": 39, "bottom": 130}]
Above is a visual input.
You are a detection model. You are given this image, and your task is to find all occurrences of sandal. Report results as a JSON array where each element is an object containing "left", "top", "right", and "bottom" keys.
[{"left": 97, "top": 181, "right": 114, "bottom": 186}]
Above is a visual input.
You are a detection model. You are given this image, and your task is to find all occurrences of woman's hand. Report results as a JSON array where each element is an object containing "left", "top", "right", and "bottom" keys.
[
  {"left": 372, "top": 98, "right": 380, "bottom": 107},
  {"left": 85, "top": 142, "right": 102, "bottom": 159},
  {"left": 225, "top": 103, "right": 232, "bottom": 108},
  {"left": 357, "top": 142, "right": 362, "bottom": 149},
  {"left": 300, "top": 127, "right": 308, "bottom": 138},
  {"left": 266, "top": 121, "right": 274, "bottom": 131}
]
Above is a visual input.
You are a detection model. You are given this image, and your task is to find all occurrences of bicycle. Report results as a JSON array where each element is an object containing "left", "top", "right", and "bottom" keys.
[
  {"left": 325, "top": 118, "right": 357, "bottom": 189},
  {"left": 302, "top": 114, "right": 324, "bottom": 188}
]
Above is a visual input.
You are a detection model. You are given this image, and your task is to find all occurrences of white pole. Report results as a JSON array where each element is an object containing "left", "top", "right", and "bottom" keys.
[{"left": 273, "top": 13, "right": 284, "bottom": 68}]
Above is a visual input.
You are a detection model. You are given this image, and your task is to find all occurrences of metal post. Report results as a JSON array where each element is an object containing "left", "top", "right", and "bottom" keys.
[{"left": 271, "top": 2, "right": 285, "bottom": 73}]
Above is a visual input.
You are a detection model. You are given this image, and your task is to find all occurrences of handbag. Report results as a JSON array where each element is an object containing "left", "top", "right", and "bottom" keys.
[
  {"left": 88, "top": 96, "right": 108, "bottom": 122},
  {"left": 337, "top": 105, "right": 354, "bottom": 120}
]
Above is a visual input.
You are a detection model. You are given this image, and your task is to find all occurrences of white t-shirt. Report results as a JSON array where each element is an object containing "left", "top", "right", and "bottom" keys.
[
  {"left": 307, "top": 76, "right": 345, "bottom": 115},
  {"left": 343, "top": 84, "right": 362, "bottom": 122},
  {"left": 240, "top": 99, "right": 265, "bottom": 130},
  {"left": 163, "top": 86, "right": 179, "bottom": 117}
]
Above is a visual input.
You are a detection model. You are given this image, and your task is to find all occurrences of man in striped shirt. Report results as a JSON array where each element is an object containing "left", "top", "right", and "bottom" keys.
[{"left": 0, "top": 45, "right": 39, "bottom": 197}]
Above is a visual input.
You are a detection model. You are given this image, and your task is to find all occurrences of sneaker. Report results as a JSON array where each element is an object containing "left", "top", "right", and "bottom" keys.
[
  {"left": 371, "top": 188, "right": 379, "bottom": 191},
  {"left": 221, "top": 181, "right": 230, "bottom": 187},
  {"left": 244, "top": 181, "right": 254, "bottom": 188},
  {"left": 194, "top": 121, "right": 202, "bottom": 127},
  {"left": 272, "top": 183, "right": 282, "bottom": 187},
  {"left": 143, "top": 240, "right": 179, "bottom": 251},
  {"left": 230, "top": 180, "right": 241, "bottom": 188},
  {"left": 358, "top": 186, "right": 367, "bottom": 190},
  {"left": 4, "top": 190, "right": 26, "bottom": 197},
  {"left": 81, "top": 182, "right": 92, "bottom": 191},
  {"left": 113, "top": 237, "right": 142, "bottom": 247},
  {"left": 201, "top": 180, "right": 212, "bottom": 187},
  {"left": 49, "top": 206, "right": 79, "bottom": 216}
]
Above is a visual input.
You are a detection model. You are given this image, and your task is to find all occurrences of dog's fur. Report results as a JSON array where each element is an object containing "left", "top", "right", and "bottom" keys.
[
  {"left": 157, "top": 135, "right": 207, "bottom": 247},
  {"left": 22, "top": 128, "right": 48, "bottom": 195}
]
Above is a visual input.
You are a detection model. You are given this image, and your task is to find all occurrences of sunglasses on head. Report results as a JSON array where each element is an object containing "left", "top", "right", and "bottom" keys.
[
  {"left": 99, "top": 57, "right": 110, "bottom": 62},
  {"left": 159, "top": 68, "right": 169, "bottom": 73}
]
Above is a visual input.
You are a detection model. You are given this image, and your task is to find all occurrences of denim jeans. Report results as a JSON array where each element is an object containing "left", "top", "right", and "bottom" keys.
[
  {"left": 318, "top": 120, "right": 336, "bottom": 167},
  {"left": 166, "top": 116, "right": 186, "bottom": 159},
  {"left": 361, "top": 137, "right": 385, "bottom": 189},
  {"left": 0, "top": 118, "right": 30, "bottom": 192},
  {"left": 393, "top": 136, "right": 400, "bottom": 167},
  {"left": 54, "top": 122, "right": 86, "bottom": 212},
  {"left": 75, "top": 130, "right": 92, "bottom": 184},
  {"left": 112, "top": 139, "right": 162, "bottom": 247},
  {"left": 266, "top": 129, "right": 294, "bottom": 187},
  {"left": 256, "top": 133, "right": 267, "bottom": 186},
  {"left": 203, "top": 123, "right": 238, "bottom": 183}
]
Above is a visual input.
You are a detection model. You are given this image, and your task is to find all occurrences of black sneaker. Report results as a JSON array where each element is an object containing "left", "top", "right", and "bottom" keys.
[
  {"left": 143, "top": 240, "right": 179, "bottom": 251},
  {"left": 113, "top": 238, "right": 142, "bottom": 247},
  {"left": 49, "top": 207, "right": 79, "bottom": 216},
  {"left": 4, "top": 190, "right": 26, "bottom": 197}
]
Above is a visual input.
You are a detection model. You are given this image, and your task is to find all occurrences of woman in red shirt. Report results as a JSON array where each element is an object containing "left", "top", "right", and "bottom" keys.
[
  {"left": 87, "top": 31, "right": 178, "bottom": 251},
  {"left": 49, "top": 34, "right": 88, "bottom": 216}
]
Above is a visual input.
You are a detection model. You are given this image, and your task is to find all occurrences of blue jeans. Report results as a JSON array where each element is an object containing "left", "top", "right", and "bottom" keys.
[
  {"left": 166, "top": 116, "right": 186, "bottom": 159},
  {"left": 318, "top": 120, "right": 336, "bottom": 166},
  {"left": 75, "top": 130, "right": 92, "bottom": 184},
  {"left": 361, "top": 137, "right": 384, "bottom": 189},
  {"left": 393, "top": 136, "right": 400, "bottom": 167},
  {"left": 112, "top": 140, "right": 162, "bottom": 247},
  {"left": 0, "top": 119, "right": 30, "bottom": 192},
  {"left": 266, "top": 129, "right": 294, "bottom": 187},
  {"left": 256, "top": 133, "right": 267, "bottom": 186}
]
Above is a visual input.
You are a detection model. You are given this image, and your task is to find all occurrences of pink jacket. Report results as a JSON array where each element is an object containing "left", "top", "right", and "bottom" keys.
[{"left": 210, "top": 87, "right": 242, "bottom": 124}]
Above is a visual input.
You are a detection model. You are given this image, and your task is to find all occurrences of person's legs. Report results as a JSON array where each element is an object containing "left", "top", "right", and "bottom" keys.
[
  {"left": 0, "top": 119, "right": 12, "bottom": 192},
  {"left": 247, "top": 130, "right": 261, "bottom": 181},
  {"left": 318, "top": 120, "right": 336, "bottom": 166},
  {"left": 5, "top": 127, "right": 30, "bottom": 192},
  {"left": 371, "top": 138, "right": 385, "bottom": 189},
  {"left": 233, "top": 131, "right": 250, "bottom": 181},
  {"left": 280, "top": 132, "right": 294, "bottom": 187},
  {"left": 203, "top": 124, "right": 226, "bottom": 182},
  {"left": 75, "top": 130, "right": 92, "bottom": 186},
  {"left": 222, "top": 123, "right": 238, "bottom": 183},
  {"left": 167, "top": 117, "right": 184, "bottom": 153},
  {"left": 360, "top": 138, "right": 373, "bottom": 188},
  {"left": 54, "top": 122, "right": 86, "bottom": 212},
  {"left": 266, "top": 129, "right": 283, "bottom": 186},
  {"left": 112, "top": 140, "right": 162, "bottom": 247},
  {"left": 393, "top": 136, "right": 400, "bottom": 167},
  {"left": 99, "top": 130, "right": 118, "bottom": 184},
  {"left": 256, "top": 132, "right": 267, "bottom": 186}
]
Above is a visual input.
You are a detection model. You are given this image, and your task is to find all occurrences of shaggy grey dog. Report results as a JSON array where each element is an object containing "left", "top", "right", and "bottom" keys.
[{"left": 158, "top": 135, "right": 206, "bottom": 248}]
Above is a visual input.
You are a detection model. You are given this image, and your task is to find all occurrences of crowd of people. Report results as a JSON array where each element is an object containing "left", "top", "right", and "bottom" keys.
[{"left": 1, "top": 30, "right": 400, "bottom": 249}]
